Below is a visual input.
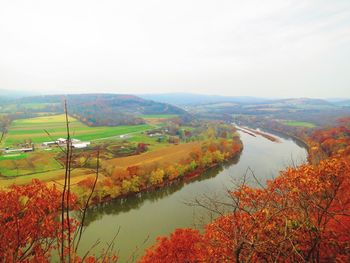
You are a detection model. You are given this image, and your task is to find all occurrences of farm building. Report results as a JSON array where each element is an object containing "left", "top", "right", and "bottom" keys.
[
  {"left": 42, "top": 138, "right": 90, "bottom": 149},
  {"left": 72, "top": 142, "right": 90, "bottom": 149},
  {"left": 42, "top": 141, "right": 56, "bottom": 146},
  {"left": 4, "top": 147, "right": 34, "bottom": 154},
  {"left": 148, "top": 132, "right": 163, "bottom": 137}
]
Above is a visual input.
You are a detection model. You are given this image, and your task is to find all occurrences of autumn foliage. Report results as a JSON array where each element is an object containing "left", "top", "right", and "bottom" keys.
[
  {"left": 77, "top": 137, "right": 243, "bottom": 203},
  {"left": 140, "top": 124, "right": 350, "bottom": 262},
  {"left": 309, "top": 118, "right": 350, "bottom": 162},
  {"left": 0, "top": 180, "right": 70, "bottom": 262},
  {"left": 140, "top": 156, "right": 350, "bottom": 262},
  {"left": 2, "top": 121, "right": 350, "bottom": 262}
]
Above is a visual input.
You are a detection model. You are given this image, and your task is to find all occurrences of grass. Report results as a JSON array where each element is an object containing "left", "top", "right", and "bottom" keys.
[
  {"left": 0, "top": 114, "right": 154, "bottom": 177},
  {"left": 283, "top": 121, "right": 316, "bottom": 128},
  {"left": 0, "top": 168, "right": 95, "bottom": 188},
  {"left": 0, "top": 113, "right": 193, "bottom": 181},
  {"left": 0, "top": 153, "right": 28, "bottom": 161},
  {"left": 0, "top": 152, "right": 63, "bottom": 177},
  {"left": 3, "top": 114, "right": 152, "bottom": 146}
]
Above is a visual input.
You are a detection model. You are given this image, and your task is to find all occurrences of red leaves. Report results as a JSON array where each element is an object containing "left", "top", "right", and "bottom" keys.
[
  {"left": 0, "top": 179, "right": 80, "bottom": 262},
  {"left": 140, "top": 229, "right": 207, "bottom": 263},
  {"left": 140, "top": 155, "right": 350, "bottom": 262},
  {"left": 78, "top": 176, "right": 96, "bottom": 190},
  {"left": 0, "top": 180, "right": 61, "bottom": 260},
  {"left": 310, "top": 124, "right": 350, "bottom": 161}
]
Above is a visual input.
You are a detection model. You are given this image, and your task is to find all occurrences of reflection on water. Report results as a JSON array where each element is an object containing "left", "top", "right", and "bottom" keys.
[
  {"left": 82, "top": 156, "right": 241, "bottom": 227},
  {"left": 78, "top": 131, "right": 307, "bottom": 261}
]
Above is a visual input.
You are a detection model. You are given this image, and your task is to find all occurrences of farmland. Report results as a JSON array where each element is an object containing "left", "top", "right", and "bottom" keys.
[
  {"left": 0, "top": 151, "right": 63, "bottom": 178},
  {"left": 0, "top": 140, "right": 203, "bottom": 187},
  {"left": 140, "top": 114, "right": 179, "bottom": 125},
  {"left": 283, "top": 120, "right": 316, "bottom": 128},
  {"left": 0, "top": 168, "right": 94, "bottom": 188},
  {"left": 0, "top": 114, "right": 159, "bottom": 178},
  {"left": 105, "top": 141, "right": 201, "bottom": 169},
  {"left": 3, "top": 114, "right": 152, "bottom": 146},
  {"left": 0, "top": 142, "right": 202, "bottom": 188},
  {"left": 0, "top": 113, "right": 195, "bottom": 179}
]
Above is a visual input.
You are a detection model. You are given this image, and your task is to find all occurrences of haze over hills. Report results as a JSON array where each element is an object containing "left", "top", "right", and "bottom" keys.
[
  {"left": 0, "top": 93, "right": 192, "bottom": 126},
  {"left": 2, "top": 91, "right": 350, "bottom": 127},
  {"left": 183, "top": 96, "right": 350, "bottom": 126},
  {"left": 1, "top": 89, "right": 349, "bottom": 106},
  {"left": 140, "top": 93, "right": 271, "bottom": 106},
  {"left": 0, "top": 89, "right": 43, "bottom": 99}
]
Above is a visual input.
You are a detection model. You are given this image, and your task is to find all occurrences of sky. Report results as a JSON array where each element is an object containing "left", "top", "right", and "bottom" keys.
[{"left": 0, "top": 0, "right": 349, "bottom": 98}]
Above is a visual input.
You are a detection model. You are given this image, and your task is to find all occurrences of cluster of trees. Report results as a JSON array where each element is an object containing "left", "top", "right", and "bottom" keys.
[
  {"left": 139, "top": 124, "right": 350, "bottom": 262},
  {"left": 142, "top": 157, "right": 350, "bottom": 262},
  {"left": 2, "top": 116, "right": 350, "bottom": 262},
  {"left": 0, "top": 101, "right": 120, "bottom": 262},
  {"left": 65, "top": 94, "right": 190, "bottom": 126},
  {"left": 1, "top": 94, "right": 192, "bottom": 127},
  {"left": 0, "top": 179, "right": 119, "bottom": 262},
  {"left": 0, "top": 180, "right": 79, "bottom": 261},
  {"left": 77, "top": 138, "right": 243, "bottom": 203},
  {"left": 308, "top": 117, "right": 350, "bottom": 163}
]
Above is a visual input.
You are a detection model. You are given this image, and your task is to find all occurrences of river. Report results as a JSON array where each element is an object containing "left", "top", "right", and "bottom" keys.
[{"left": 78, "top": 130, "right": 307, "bottom": 261}]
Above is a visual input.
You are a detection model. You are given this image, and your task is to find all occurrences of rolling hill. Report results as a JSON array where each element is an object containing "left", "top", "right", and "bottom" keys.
[
  {"left": 186, "top": 97, "right": 350, "bottom": 126},
  {"left": 140, "top": 93, "right": 270, "bottom": 106},
  {"left": 0, "top": 94, "right": 192, "bottom": 126}
]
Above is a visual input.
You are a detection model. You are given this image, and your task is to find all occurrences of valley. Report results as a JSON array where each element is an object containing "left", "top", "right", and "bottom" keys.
[
  {"left": 0, "top": 92, "right": 349, "bottom": 262},
  {"left": 77, "top": 129, "right": 307, "bottom": 262},
  {"left": 1, "top": 2, "right": 350, "bottom": 261}
]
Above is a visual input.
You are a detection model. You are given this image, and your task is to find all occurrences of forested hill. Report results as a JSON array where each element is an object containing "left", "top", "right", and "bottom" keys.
[{"left": 1, "top": 94, "right": 192, "bottom": 126}]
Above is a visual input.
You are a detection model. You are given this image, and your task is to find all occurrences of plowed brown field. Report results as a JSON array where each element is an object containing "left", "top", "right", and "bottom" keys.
[{"left": 106, "top": 142, "right": 201, "bottom": 168}]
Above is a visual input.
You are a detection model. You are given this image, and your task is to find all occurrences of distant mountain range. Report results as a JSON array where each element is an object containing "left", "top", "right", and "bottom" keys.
[
  {"left": 140, "top": 93, "right": 271, "bottom": 105},
  {"left": 325, "top": 99, "right": 350, "bottom": 107},
  {"left": 0, "top": 89, "right": 42, "bottom": 99},
  {"left": 186, "top": 97, "right": 350, "bottom": 125},
  {"left": 140, "top": 93, "right": 350, "bottom": 107},
  {"left": 1, "top": 91, "right": 350, "bottom": 126}
]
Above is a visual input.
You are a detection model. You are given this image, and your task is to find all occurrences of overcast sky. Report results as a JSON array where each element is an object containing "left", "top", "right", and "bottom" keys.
[{"left": 0, "top": 0, "right": 349, "bottom": 98}]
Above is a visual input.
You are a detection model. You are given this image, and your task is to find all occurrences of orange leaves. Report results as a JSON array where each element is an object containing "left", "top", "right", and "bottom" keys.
[
  {"left": 77, "top": 176, "right": 96, "bottom": 190},
  {"left": 310, "top": 124, "right": 350, "bottom": 161},
  {"left": 140, "top": 155, "right": 350, "bottom": 262},
  {"left": 0, "top": 179, "right": 72, "bottom": 261},
  {"left": 140, "top": 229, "right": 208, "bottom": 263},
  {"left": 76, "top": 138, "right": 242, "bottom": 204}
]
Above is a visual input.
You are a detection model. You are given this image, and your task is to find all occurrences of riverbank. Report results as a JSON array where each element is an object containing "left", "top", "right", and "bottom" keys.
[
  {"left": 238, "top": 127, "right": 280, "bottom": 142},
  {"left": 261, "top": 127, "right": 310, "bottom": 151},
  {"left": 78, "top": 128, "right": 307, "bottom": 262},
  {"left": 77, "top": 140, "right": 244, "bottom": 206}
]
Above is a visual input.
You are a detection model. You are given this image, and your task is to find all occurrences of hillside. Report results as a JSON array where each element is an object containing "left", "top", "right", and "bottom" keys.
[
  {"left": 140, "top": 93, "right": 270, "bottom": 106},
  {"left": 187, "top": 97, "right": 350, "bottom": 126},
  {"left": 0, "top": 94, "right": 192, "bottom": 126}
]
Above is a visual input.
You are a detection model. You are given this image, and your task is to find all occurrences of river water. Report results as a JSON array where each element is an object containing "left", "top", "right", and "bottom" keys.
[{"left": 79, "top": 130, "right": 307, "bottom": 261}]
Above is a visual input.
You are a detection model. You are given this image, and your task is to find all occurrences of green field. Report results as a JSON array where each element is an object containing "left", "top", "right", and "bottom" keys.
[
  {"left": 0, "top": 152, "right": 63, "bottom": 177},
  {"left": 283, "top": 121, "right": 316, "bottom": 128},
  {"left": 0, "top": 153, "right": 28, "bottom": 161},
  {"left": 3, "top": 114, "right": 152, "bottom": 146}
]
